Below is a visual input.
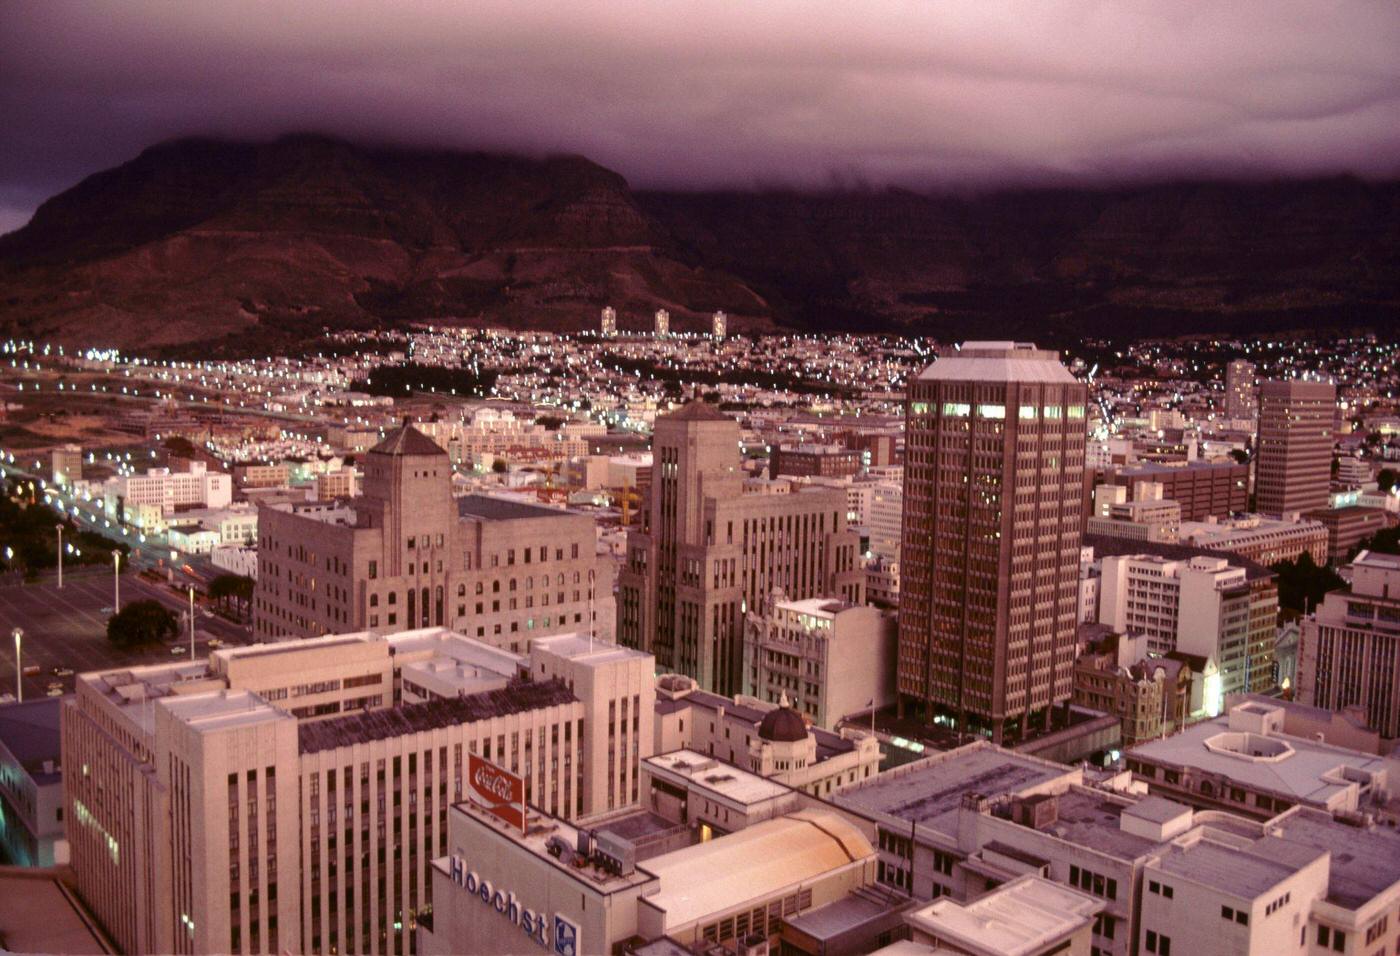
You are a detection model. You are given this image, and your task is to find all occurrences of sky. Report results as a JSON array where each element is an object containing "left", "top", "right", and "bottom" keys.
[{"left": 2, "top": 0, "right": 1399, "bottom": 235}]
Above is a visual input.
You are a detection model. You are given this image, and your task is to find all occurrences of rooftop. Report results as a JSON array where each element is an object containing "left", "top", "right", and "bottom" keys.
[
  {"left": 0, "top": 869, "right": 116, "bottom": 954},
  {"left": 660, "top": 402, "right": 734, "bottom": 423},
  {"left": 298, "top": 678, "right": 576, "bottom": 754},
  {"left": 0, "top": 697, "right": 63, "bottom": 784},
  {"left": 1128, "top": 713, "right": 1388, "bottom": 807},
  {"left": 645, "top": 750, "right": 793, "bottom": 807},
  {"left": 369, "top": 423, "right": 447, "bottom": 457},
  {"left": 1152, "top": 837, "right": 1314, "bottom": 900},
  {"left": 530, "top": 632, "right": 653, "bottom": 668},
  {"left": 456, "top": 494, "right": 576, "bottom": 521},
  {"left": 832, "top": 742, "right": 1075, "bottom": 836},
  {"left": 904, "top": 874, "right": 1101, "bottom": 956},
  {"left": 916, "top": 342, "right": 1079, "bottom": 386},
  {"left": 1271, "top": 808, "right": 1400, "bottom": 909},
  {"left": 641, "top": 810, "right": 874, "bottom": 931},
  {"left": 1085, "top": 533, "right": 1275, "bottom": 581}
]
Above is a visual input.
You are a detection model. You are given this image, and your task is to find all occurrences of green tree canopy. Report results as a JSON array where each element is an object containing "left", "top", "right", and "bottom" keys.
[
  {"left": 1379, "top": 468, "right": 1396, "bottom": 493},
  {"left": 107, "top": 599, "right": 179, "bottom": 648},
  {"left": 1272, "top": 552, "right": 1345, "bottom": 616}
]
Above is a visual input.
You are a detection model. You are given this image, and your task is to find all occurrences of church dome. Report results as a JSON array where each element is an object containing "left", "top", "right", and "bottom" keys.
[{"left": 758, "top": 703, "right": 808, "bottom": 743}]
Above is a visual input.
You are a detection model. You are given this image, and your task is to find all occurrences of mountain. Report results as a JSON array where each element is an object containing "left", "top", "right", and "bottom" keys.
[{"left": 2, "top": 135, "right": 1397, "bottom": 352}]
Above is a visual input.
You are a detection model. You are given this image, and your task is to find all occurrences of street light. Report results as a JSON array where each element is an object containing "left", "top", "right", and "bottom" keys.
[
  {"left": 12, "top": 628, "right": 21, "bottom": 703},
  {"left": 113, "top": 550, "right": 121, "bottom": 613},
  {"left": 55, "top": 523, "right": 63, "bottom": 589},
  {"left": 189, "top": 586, "right": 196, "bottom": 658}
]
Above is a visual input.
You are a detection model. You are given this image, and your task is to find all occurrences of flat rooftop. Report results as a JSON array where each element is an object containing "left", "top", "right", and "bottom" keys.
[
  {"left": 832, "top": 743, "right": 1075, "bottom": 836},
  {"left": 904, "top": 875, "right": 1100, "bottom": 956},
  {"left": 531, "top": 633, "right": 653, "bottom": 668},
  {"left": 646, "top": 750, "right": 793, "bottom": 807},
  {"left": 0, "top": 697, "right": 63, "bottom": 784},
  {"left": 456, "top": 494, "right": 576, "bottom": 521},
  {"left": 1153, "top": 836, "right": 1317, "bottom": 899},
  {"left": 0, "top": 869, "right": 116, "bottom": 954},
  {"left": 1128, "top": 716, "right": 1388, "bottom": 806},
  {"left": 1271, "top": 808, "right": 1400, "bottom": 909},
  {"left": 298, "top": 678, "right": 575, "bottom": 754},
  {"left": 162, "top": 688, "right": 288, "bottom": 735}
]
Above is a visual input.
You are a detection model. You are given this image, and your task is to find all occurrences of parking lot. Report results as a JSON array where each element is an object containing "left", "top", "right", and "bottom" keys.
[{"left": 0, "top": 570, "right": 250, "bottom": 701}]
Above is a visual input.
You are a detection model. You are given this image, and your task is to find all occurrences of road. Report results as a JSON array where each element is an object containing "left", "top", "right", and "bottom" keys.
[{"left": 0, "top": 571, "right": 252, "bottom": 701}]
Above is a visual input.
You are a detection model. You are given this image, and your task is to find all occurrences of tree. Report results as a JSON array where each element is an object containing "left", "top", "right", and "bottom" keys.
[
  {"left": 1272, "top": 553, "right": 1345, "bottom": 616},
  {"left": 536, "top": 415, "right": 566, "bottom": 431},
  {"left": 1229, "top": 448, "right": 1249, "bottom": 465},
  {"left": 107, "top": 600, "right": 178, "bottom": 648},
  {"left": 1353, "top": 524, "right": 1400, "bottom": 558},
  {"left": 209, "top": 573, "right": 255, "bottom": 618},
  {"left": 1379, "top": 468, "right": 1397, "bottom": 493},
  {"left": 491, "top": 458, "right": 508, "bottom": 474}
]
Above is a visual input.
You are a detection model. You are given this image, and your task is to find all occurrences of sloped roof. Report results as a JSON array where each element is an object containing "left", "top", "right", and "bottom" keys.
[
  {"left": 641, "top": 810, "right": 873, "bottom": 930},
  {"left": 916, "top": 342, "right": 1079, "bottom": 384},
  {"left": 369, "top": 423, "right": 447, "bottom": 457},
  {"left": 662, "top": 402, "right": 732, "bottom": 422}
]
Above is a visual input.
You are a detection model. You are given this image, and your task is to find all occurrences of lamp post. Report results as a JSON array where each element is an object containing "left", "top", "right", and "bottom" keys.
[
  {"left": 55, "top": 523, "right": 63, "bottom": 589},
  {"left": 113, "top": 550, "right": 121, "bottom": 613},
  {"left": 12, "top": 627, "right": 21, "bottom": 703},
  {"left": 188, "top": 586, "right": 196, "bottom": 658}
]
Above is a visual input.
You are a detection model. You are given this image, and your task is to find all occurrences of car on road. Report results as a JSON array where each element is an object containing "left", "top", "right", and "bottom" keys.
[
  {"left": 52, "top": 666, "right": 74, "bottom": 677},
  {"left": 170, "top": 645, "right": 187, "bottom": 655},
  {"left": 207, "top": 638, "right": 224, "bottom": 649},
  {"left": 201, "top": 608, "right": 214, "bottom": 619},
  {"left": 46, "top": 687, "right": 64, "bottom": 697},
  {"left": 22, "top": 665, "right": 41, "bottom": 677}
]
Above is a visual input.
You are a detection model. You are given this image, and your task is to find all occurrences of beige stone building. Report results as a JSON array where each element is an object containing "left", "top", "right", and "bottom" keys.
[
  {"left": 741, "top": 595, "right": 896, "bottom": 729},
  {"left": 618, "top": 403, "right": 863, "bottom": 696},
  {"left": 653, "top": 674, "right": 880, "bottom": 798},
  {"left": 60, "top": 627, "right": 653, "bottom": 956},
  {"left": 255, "top": 424, "right": 608, "bottom": 652}
]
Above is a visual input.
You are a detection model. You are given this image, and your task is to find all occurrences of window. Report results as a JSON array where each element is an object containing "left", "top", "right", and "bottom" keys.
[
  {"left": 1145, "top": 930, "right": 1171, "bottom": 955},
  {"left": 368, "top": 561, "right": 377, "bottom": 580},
  {"left": 1317, "top": 926, "right": 1345, "bottom": 952}
]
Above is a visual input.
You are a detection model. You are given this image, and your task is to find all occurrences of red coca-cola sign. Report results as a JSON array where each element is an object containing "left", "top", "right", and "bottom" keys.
[{"left": 468, "top": 753, "right": 525, "bottom": 832}]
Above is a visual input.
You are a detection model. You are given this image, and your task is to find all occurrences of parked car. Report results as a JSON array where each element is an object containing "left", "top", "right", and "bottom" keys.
[{"left": 170, "top": 646, "right": 187, "bottom": 655}]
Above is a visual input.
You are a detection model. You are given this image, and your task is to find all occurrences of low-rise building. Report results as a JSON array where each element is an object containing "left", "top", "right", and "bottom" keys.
[
  {"left": 420, "top": 800, "right": 876, "bottom": 956},
  {"left": 1302, "top": 505, "right": 1390, "bottom": 563},
  {"left": 0, "top": 698, "right": 66, "bottom": 868},
  {"left": 1124, "top": 700, "right": 1395, "bottom": 821},
  {"left": 61, "top": 627, "right": 653, "bottom": 956},
  {"left": 1179, "top": 514, "right": 1329, "bottom": 566},
  {"left": 653, "top": 675, "right": 880, "bottom": 798}
]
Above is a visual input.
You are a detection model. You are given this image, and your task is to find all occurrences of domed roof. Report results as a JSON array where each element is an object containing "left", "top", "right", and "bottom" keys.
[{"left": 758, "top": 701, "right": 808, "bottom": 743}]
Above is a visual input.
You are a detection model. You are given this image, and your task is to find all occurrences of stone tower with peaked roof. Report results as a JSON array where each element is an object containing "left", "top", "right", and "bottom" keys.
[{"left": 618, "top": 402, "right": 863, "bottom": 695}]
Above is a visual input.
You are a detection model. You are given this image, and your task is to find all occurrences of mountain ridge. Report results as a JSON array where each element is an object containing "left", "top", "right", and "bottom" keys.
[{"left": 2, "top": 135, "right": 1397, "bottom": 352}]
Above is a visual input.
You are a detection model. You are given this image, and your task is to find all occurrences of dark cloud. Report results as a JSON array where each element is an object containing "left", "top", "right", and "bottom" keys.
[{"left": 2, "top": 0, "right": 1399, "bottom": 233}]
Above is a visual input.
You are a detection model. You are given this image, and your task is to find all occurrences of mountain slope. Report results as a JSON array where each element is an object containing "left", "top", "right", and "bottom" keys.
[{"left": 2, "top": 135, "right": 1397, "bottom": 350}]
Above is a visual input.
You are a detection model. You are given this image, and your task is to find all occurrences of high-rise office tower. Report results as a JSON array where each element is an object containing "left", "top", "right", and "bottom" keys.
[
  {"left": 712, "top": 310, "right": 727, "bottom": 340},
  {"left": 654, "top": 308, "right": 670, "bottom": 336},
  {"left": 898, "top": 342, "right": 1088, "bottom": 743},
  {"left": 601, "top": 305, "right": 617, "bottom": 336},
  {"left": 617, "top": 403, "right": 863, "bottom": 695},
  {"left": 1224, "top": 359, "right": 1257, "bottom": 421},
  {"left": 1255, "top": 378, "right": 1336, "bottom": 517}
]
